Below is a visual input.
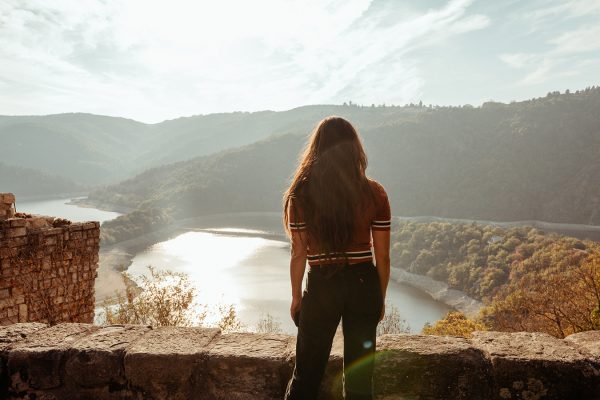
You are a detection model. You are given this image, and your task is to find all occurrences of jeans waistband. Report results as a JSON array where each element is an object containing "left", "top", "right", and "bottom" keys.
[{"left": 309, "top": 261, "right": 374, "bottom": 278}]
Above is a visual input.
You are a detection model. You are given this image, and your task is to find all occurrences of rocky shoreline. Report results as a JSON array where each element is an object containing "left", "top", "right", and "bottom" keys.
[{"left": 390, "top": 267, "right": 484, "bottom": 318}]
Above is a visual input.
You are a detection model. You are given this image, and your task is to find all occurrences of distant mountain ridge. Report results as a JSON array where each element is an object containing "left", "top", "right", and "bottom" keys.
[
  {"left": 0, "top": 162, "right": 82, "bottom": 197},
  {"left": 87, "top": 87, "right": 600, "bottom": 225},
  {"left": 0, "top": 105, "right": 425, "bottom": 186}
]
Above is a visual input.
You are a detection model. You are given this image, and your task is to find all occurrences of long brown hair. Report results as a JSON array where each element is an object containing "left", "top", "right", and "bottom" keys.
[{"left": 282, "top": 116, "right": 376, "bottom": 263}]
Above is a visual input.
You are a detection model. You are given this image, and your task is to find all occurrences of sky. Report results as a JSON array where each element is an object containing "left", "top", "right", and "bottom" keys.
[{"left": 1, "top": 0, "right": 599, "bottom": 123}]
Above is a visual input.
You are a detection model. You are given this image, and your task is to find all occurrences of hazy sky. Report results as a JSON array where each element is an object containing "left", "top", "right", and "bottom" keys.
[{"left": 1, "top": 0, "right": 599, "bottom": 123}]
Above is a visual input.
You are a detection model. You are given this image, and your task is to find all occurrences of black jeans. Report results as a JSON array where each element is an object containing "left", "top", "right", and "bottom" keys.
[{"left": 284, "top": 260, "right": 383, "bottom": 400}]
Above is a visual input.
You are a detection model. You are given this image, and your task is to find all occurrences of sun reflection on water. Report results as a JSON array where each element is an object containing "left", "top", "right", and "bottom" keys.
[{"left": 127, "top": 231, "right": 289, "bottom": 326}]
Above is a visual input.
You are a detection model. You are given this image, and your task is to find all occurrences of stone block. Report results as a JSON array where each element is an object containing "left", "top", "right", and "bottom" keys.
[
  {"left": 42, "top": 227, "right": 63, "bottom": 236},
  {"left": 205, "top": 332, "right": 295, "bottom": 399},
  {"left": 64, "top": 324, "right": 151, "bottom": 391},
  {"left": 9, "top": 219, "right": 26, "bottom": 227},
  {"left": 26, "top": 217, "right": 50, "bottom": 230},
  {"left": 374, "top": 333, "right": 493, "bottom": 399},
  {"left": 18, "top": 303, "right": 28, "bottom": 322},
  {"left": 2, "top": 193, "right": 15, "bottom": 204},
  {"left": 124, "top": 326, "right": 221, "bottom": 399},
  {"left": 7, "top": 227, "right": 26, "bottom": 238},
  {"left": 470, "top": 330, "right": 600, "bottom": 400},
  {"left": 82, "top": 222, "right": 97, "bottom": 230},
  {"left": 0, "top": 322, "right": 47, "bottom": 351},
  {"left": 6, "top": 323, "right": 98, "bottom": 391},
  {"left": 8, "top": 236, "right": 27, "bottom": 247},
  {"left": 565, "top": 330, "right": 600, "bottom": 360}
]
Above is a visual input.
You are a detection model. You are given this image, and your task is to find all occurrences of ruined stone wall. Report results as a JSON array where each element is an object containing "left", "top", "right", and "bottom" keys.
[
  {"left": 0, "top": 193, "right": 99, "bottom": 325},
  {"left": 0, "top": 322, "right": 598, "bottom": 400}
]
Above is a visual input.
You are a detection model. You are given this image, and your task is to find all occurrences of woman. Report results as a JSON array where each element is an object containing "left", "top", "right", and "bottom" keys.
[{"left": 282, "top": 116, "right": 391, "bottom": 400}]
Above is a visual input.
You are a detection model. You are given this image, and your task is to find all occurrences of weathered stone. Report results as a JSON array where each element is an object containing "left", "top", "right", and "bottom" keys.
[
  {"left": 0, "top": 196, "right": 99, "bottom": 326},
  {"left": 0, "top": 323, "right": 598, "bottom": 399},
  {"left": 2, "top": 193, "right": 15, "bottom": 204},
  {"left": 471, "top": 330, "right": 600, "bottom": 400},
  {"left": 25, "top": 217, "right": 51, "bottom": 230},
  {"left": 63, "top": 324, "right": 151, "bottom": 394},
  {"left": 6, "top": 323, "right": 98, "bottom": 391},
  {"left": 565, "top": 330, "right": 600, "bottom": 360},
  {"left": 206, "top": 332, "right": 295, "bottom": 400},
  {"left": 7, "top": 227, "right": 26, "bottom": 238},
  {"left": 374, "top": 333, "right": 492, "bottom": 399},
  {"left": 125, "top": 326, "right": 221, "bottom": 399},
  {"left": 8, "top": 219, "right": 26, "bottom": 228},
  {"left": 0, "top": 322, "right": 47, "bottom": 351}
]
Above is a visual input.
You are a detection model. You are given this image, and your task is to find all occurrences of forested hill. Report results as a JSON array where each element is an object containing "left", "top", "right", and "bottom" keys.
[
  {"left": 88, "top": 87, "right": 600, "bottom": 225},
  {"left": 0, "top": 162, "right": 82, "bottom": 197}
]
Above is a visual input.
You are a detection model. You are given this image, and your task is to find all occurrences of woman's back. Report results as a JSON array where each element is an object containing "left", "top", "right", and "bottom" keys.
[{"left": 288, "top": 178, "right": 391, "bottom": 266}]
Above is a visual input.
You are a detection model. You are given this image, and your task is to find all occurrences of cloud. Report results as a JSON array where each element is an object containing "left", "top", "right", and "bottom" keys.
[
  {"left": 0, "top": 0, "right": 494, "bottom": 122},
  {"left": 498, "top": 1, "right": 600, "bottom": 86},
  {"left": 499, "top": 53, "right": 536, "bottom": 69},
  {"left": 523, "top": 0, "right": 600, "bottom": 25},
  {"left": 550, "top": 25, "right": 600, "bottom": 54}
]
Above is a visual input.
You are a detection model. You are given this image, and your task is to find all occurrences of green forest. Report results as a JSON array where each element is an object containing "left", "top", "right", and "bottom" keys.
[{"left": 391, "top": 220, "right": 600, "bottom": 338}]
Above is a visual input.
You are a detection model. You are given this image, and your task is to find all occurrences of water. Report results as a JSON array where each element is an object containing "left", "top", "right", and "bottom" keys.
[
  {"left": 16, "top": 197, "right": 121, "bottom": 223},
  {"left": 127, "top": 230, "right": 452, "bottom": 334},
  {"left": 19, "top": 198, "right": 452, "bottom": 334}
]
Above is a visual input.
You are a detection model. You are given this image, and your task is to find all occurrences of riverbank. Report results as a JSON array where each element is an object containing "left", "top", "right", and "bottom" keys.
[
  {"left": 69, "top": 197, "right": 136, "bottom": 214},
  {"left": 390, "top": 268, "right": 484, "bottom": 318}
]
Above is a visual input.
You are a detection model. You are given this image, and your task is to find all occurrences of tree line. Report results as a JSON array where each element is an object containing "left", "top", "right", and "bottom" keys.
[{"left": 391, "top": 221, "right": 600, "bottom": 338}]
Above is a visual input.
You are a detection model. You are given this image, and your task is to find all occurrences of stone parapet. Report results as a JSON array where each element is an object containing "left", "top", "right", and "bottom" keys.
[{"left": 0, "top": 323, "right": 598, "bottom": 399}]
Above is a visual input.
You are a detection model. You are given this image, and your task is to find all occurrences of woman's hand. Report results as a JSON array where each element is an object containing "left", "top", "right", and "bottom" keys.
[
  {"left": 290, "top": 296, "right": 302, "bottom": 322},
  {"left": 379, "top": 302, "right": 385, "bottom": 322}
]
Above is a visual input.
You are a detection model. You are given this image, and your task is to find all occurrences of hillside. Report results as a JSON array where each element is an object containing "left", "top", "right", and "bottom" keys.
[
  {"left": 390, "top": 220, "right": 600, "bottom": 338},
  {"left": 0, "top": 113, "right": 150, "bottom": 184},
  {"left": 0, "top": 162, "right": 82, "bottom": 197},
  {"left": 88, "top": 87, "right": 600, "bottom": 225},
  {"left": 0, "top": 106, "right": 424, "bottom": 190}
]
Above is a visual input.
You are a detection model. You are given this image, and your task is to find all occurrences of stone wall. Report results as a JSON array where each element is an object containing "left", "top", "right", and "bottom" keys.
[
  {"left": 0, "top": 193, "right": 99, "bottom": 325},
  {"left": 0, "top": 194, "right": 15, "bottom": 220},
  {"left": 0, "top": 322, "right": 598, "bottom": 400}
]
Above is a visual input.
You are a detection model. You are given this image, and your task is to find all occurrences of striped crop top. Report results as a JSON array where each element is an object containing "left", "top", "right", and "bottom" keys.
[{"left": 288, "top": 179, "right": 391, "bottom": 267}]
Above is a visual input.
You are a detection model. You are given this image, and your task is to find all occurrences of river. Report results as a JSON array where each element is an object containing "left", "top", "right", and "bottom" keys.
[
  {"left": 127, "top": 229, "right": 453, "bottom": 334},
  {"left": 17, "top": 196, "right": 122, "bottom": 223},
  {"left": 18, "top": 197, "right": 455, "bottom": 334}
]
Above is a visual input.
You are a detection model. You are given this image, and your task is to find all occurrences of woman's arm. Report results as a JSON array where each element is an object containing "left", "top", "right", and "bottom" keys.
[
  {"left": 372, "top": 229, "right": 390, "bottom": 321},
  {"left": 290, "top": 230, "right": 308, "bottom": 320}
]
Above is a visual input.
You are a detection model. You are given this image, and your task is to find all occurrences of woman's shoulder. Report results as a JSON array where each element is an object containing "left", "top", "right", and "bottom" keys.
[{"left": 366, "top": 177, "right": 387, "bottom": 194}]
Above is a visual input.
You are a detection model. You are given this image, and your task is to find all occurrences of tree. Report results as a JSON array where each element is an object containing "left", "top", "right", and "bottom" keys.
[
  {"left": 481, "top": 255, "right": 600, "bottom": 338},
  {"left": 216, "top": 303, "right": 246, "bottom": 333},
  {"left": 422, "top": 311, "right": 488, "bottom": 338},
  {"left": 377, "top": 303, "right": 411, "bottom": 335},
  {"left": 99, "top": 266, "right": 205, "bottom": 327},
  {"left": 256, "top": 312, "right": 282, "bottom": 333}
]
